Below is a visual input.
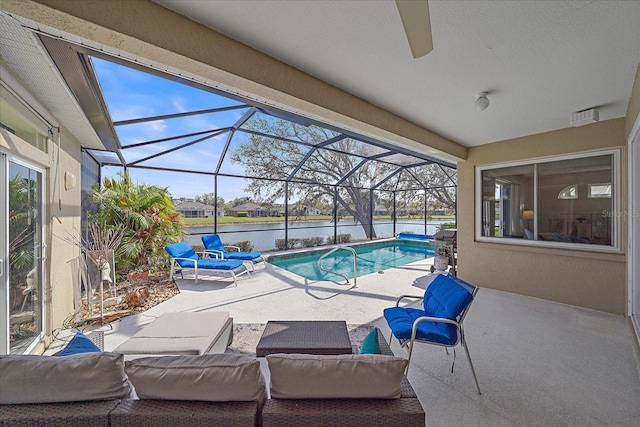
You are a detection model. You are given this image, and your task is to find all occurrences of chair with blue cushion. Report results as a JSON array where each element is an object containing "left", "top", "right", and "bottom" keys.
[
  {"left": 383, "top": 273, "right": 481, "bottom": 393},
  {"left": 165, "top": 242, "right": 249, "bottom": 285},
  {"left": 201, "top": 234, "right": 265, "bottom": 271}
]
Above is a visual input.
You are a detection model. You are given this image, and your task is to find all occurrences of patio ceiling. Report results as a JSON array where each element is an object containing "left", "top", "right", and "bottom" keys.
[
  {"left": 1, "top": 1, "right": 638, "bottom": 166},
  {"left": 153, "top": 0, "right": 640, "bottom": 147}
]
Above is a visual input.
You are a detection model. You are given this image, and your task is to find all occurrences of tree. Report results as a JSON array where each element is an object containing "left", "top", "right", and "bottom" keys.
[
  {"left": 195, "top": 192, "right": 224, "bottom": 207},
  {"left": 390, "top": 163, "right": 456, "bottom": 211},
  {"left": 230, "top": 117, "right": 455, "bottom": 239},
  {"left": 230, "top": 196, "right": 254, "bottom": 206},
  {"left": 90, "top": 173, "right": 185, "bottom": 272},
  {"left": 8, "top": 174, "right": 36, "bottom": 293}
]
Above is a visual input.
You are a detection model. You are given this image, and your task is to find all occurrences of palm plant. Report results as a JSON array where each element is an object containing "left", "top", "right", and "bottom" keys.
[{"left": 89, "top": 173, "right": 185, "bottom": 274}]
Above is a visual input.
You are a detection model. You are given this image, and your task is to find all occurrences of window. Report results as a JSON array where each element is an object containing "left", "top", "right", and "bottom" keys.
[
  {"left": 588, "top": 184, "right": 611, "bottom": 198},
  {"left": 558, "top": 185, "right": 578, "bottom": 199},
  {"left": 476, "top": 150, "right": 619, "bottom": 251}
]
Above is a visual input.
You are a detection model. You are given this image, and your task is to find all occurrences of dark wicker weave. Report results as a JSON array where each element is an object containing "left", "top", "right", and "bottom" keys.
[
  {"left": 261, "top": 328, "right": 426, "bottom": 427},
  {"left": 1, "top": 332, "right": 114, "bottom": 427},
  {"left": 1, "top": 329, "right": 424, "bottom": 426},
  {"left": 0, "top": 400, "right": 120, "bottom": 427},
  {"left": 261, "top": 398, "right": 425, "bottom": 427},
  {"left": 110, "top": 399, "right": 262, "bottom": 427},
  {"left": 256, "top": 321, "right": 352, "bottom": 357}
]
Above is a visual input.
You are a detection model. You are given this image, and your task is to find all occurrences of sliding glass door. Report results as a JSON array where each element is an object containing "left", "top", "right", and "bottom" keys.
[{"left": 1, "top": 154, "right": 45, "bottom": 354}]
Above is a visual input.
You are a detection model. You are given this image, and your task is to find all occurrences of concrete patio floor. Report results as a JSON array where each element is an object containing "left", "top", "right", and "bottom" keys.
[{"left": 97, "top": 257, "right": 640, "bottom": 426}]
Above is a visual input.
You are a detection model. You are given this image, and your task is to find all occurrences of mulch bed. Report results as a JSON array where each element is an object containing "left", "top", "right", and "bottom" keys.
[{"left": 65, "top": 270, "right": 180, "bottom": 328}]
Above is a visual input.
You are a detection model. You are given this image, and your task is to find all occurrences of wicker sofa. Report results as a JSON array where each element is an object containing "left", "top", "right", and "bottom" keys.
[
  {"left": 261, "top": 328, "right": 425, "bottom": 426},
  {"left": 0, "top": 330, "right": 425, "bottom": 427}
]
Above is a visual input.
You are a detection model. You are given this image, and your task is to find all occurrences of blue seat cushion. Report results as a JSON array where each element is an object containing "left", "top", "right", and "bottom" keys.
[
  {"left": 224, "top": 252, "right": 262, "bottom": 261},
  {"left": 54, "top": 332, "right": 101, "bottom": 356},
  {"left": 383, "top": 307, "right": 458, "bottom": 346},
  {"left": 177, "top": 258, "right": 243, "bottom": 270},
  {"left": 397, "top": 233, "right": 433, "bottom": 241},
  {"left": 201, "top": 234, "right": 225, "bottom": 252},
  {"left": 202, "top": 235, "right": 262, "bottom": 261},
  {"left": 165, "top": 242, "right": 198, "bottom": 260},
  {"left": 423, "top": 274, "right": 474, "bottom": 320}
]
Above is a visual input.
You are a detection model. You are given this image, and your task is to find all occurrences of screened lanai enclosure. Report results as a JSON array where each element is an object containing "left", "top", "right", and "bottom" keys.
[{"left": 43, "top": 36, "right": 457, "bottom": 252}]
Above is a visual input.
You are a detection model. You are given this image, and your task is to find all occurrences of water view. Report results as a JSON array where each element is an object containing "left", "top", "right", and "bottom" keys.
[{"left": 186, "top": 219, "right": 449, "bottom": 252}]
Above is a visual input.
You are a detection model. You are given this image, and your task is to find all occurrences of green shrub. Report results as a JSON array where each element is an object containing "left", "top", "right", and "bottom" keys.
[
  {"left": 436, "top": 222, "right": 456, "bottom": 230},
  {"left": 302, "top": 237, "right": 323, "bottom": 248},
  {"left": 237, "top": 212, "right": 249, "bottom": 218},
  {"left": 337, "top": 233, "right": 352, "bottom": 243},
  {"left": 230, "top": 240, "right": 254, "bottom": 252},
  {"left": 275, "top": 239, "right": 290, "bottom": 250},
  {"left": 89, "top": 172, "right": 184, "bottom": 274}
]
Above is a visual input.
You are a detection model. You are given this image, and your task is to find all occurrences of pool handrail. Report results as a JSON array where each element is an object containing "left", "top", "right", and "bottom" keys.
[{"left": 317, "top": 246, "right": 358, "bottom": 288}]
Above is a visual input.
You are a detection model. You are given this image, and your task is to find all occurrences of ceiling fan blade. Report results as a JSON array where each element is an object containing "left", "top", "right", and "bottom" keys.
[{"left": 395, "top": 0, "right": 433, "bottom": 59}]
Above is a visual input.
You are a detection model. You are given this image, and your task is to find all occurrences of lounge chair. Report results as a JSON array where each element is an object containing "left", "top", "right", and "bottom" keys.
[
  {"left": 383, "top": 273, "right": 481, "bottom": 394},
  {"left": 201, "top": 234, "right": 265, "bottom": 271},
  {"left": 165, "top": 242, "right": 249, "bottom": 285}
]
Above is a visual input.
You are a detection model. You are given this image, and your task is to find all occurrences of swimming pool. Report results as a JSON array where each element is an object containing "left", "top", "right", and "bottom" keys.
[{"left": 267, "top": 240, "right": 435, "bottom": 282}]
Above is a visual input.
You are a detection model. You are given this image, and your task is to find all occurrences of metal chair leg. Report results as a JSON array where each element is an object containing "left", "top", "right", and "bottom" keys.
[
  {"left": 404, "top": 339, "right": 415, "bottom": 374},
  {"left": 461, "top": 335, "right": 481, "bottom": 394}
]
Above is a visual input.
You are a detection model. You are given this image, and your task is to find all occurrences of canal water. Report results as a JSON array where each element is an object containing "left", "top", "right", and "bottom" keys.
[{"left": 186, "top": 219, "right": 450, "bottom": 252}]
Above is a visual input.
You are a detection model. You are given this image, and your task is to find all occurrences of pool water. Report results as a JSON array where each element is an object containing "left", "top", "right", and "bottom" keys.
[{"left": 268, "top": 240, "right": 435, "bottom": 281}]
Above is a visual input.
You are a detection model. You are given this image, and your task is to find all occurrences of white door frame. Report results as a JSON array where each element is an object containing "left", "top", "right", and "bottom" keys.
[
  {"left": 0, "top": 152, "right": 7, "bottom": 352},
  {"left": 0, "top": 153, "right": 47, "bottom": 354},
  {"left": 628, "top": 112, "right": 640, "bottom": 343}
]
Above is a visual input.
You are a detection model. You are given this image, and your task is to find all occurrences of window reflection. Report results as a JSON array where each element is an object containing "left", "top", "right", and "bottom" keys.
[
  {"left": 481, "top": 164, "right": 534, "bottom": 239},
  {"left": 480, "top": 152, "right": 614, "bottom": 247}
]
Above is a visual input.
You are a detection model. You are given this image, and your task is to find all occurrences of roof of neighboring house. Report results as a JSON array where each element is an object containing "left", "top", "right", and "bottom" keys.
[
  {"left": 174, "top": 201, "right": 217, "bottom": 210},
  {"left": 230, "top": 203, "right": 272, "bottom": 211}
]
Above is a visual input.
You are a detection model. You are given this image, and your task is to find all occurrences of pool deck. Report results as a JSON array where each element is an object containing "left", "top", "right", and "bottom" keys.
[{"left": 72, "top": 256, "right": 640, "bottom": 426}]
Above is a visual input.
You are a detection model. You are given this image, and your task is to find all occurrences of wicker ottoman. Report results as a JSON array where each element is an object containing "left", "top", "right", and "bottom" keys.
[{"left": 256, "top": 320, "right": 352, "bottom": 357}]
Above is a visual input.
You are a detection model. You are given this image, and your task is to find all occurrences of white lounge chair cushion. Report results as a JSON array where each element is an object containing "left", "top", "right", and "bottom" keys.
[
  {"left": 114, "top": 312, "right": 231, "bottom": 355},
  {"left": 266, "top": 353, "right": 408, "bottom": 399},
  {"left": 125, "top": 354, "right": 266, "bottom": 402},
  {"left": 0, "top": 352, "right": 131, "bottom": 404}
]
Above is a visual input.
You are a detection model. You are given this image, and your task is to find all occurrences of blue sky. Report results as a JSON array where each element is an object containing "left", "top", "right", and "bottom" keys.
[{"left": 93, "top": 57, "right": 256, "bottom": 202}]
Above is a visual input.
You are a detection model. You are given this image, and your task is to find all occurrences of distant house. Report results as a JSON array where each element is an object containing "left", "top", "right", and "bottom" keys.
[
  {"left": 289, "top": 203, "right": 324, "bottom": 216},
  {"left": 230, "top": 203, "right": 278, "bottom": 217},
  {"left": 174, "top": 201, "right": 223, "bottom": 218},
  {"left": 373, "top": 205, "right": 388, "bottom": 215}
]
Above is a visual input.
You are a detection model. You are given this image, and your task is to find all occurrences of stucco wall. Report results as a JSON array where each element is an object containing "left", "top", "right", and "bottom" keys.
[
  {"left": 1, "top": 97, "right": 83, "bottom": 353},
  {"left": 625, "top": 63, "right": 640, "bottom": 139},
  {"left": 457, "top": 119, "right": 627, "bottom": 314},
  {"left": 45, "top": 129, "right": 83, "bottom": 345}
]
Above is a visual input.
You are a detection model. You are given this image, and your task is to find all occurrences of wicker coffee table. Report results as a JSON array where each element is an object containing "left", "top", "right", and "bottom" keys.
[{"left": 256, "top": 320, "right": 352, "bottom": 357}]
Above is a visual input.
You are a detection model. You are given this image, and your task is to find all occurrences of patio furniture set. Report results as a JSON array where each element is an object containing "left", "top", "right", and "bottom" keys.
[
  {"left": 0, "top": 328, "right": 425, "bottom": 426},
  {"left": 1, "top": 258, "right": 480, "bottom": 426},
  {"left": 164, "top": 234, "right": 265, "bottom": 285}
]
